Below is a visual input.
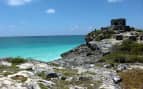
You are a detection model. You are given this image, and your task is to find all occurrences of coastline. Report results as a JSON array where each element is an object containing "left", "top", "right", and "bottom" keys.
[{"left": 0, "top": 19, "right": 143, "bottom": 89}]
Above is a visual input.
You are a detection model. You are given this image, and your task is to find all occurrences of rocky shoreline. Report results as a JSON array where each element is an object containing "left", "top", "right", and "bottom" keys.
[
  {"left": 0, "top": 18, "right": 143, "bottom": 89},
  {"left": 1, "top": 41, "right": 143, "bottom": 89},
  {"left": 1, "top": 54, "right": 143, "bottom": 89}
]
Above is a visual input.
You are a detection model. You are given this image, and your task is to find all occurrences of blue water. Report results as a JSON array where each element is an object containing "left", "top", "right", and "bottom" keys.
[{"left": 0, "top": 36, "right": 84, "bottom": 62}]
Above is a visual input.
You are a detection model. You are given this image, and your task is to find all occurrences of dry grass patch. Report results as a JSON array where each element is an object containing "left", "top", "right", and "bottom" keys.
[
  {"left": 119, "top": 69, "right": 143, "bottom": 89},
  {"left": 11, "top": 75, "right": 27, "bottom": 82}
]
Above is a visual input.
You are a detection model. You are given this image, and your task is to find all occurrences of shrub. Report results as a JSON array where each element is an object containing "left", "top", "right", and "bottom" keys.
[
  {"left": 39, "top": 83, "right": 48, "bottom": 89},
  {"left": 100, "top": 53, "right": 126, "bottom": 63},
  {"left": 86, "top": 30, "right": 115, "bottom": 41},
  {"left": 9, "top": 57, "right": 27, "bottom": 65},
  {"left": 100, "top": 40, "right": 143, "bottom": 63}
]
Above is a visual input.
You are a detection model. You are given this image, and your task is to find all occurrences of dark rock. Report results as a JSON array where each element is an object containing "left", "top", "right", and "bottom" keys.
[
  {"left": 46, "top": 73, "right": 58, "bottom": 78},
  {"left": 79, "top": 76, "right": 91, "bottom": 81},
  {"left": 116, "top": 35, "right": 123, "bottom": 40},
  {"left": 61, "top": 76, "right": 66, "bottom": 80}
]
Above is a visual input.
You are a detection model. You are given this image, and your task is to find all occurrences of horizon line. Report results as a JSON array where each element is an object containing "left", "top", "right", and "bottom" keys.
[{"left": 0, "top": 34, "right": 85, "bottom": 38}]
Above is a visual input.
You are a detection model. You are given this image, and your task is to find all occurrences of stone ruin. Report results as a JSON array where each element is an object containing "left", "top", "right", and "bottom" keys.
[
  {"left": 100, "top": 18, "right": 143, "bottom": 41},
  {"left": 111, "top": 18, "right": 134, "bottom": 32},
  {"left": 101, "top": 18, "right": 134, "bottom": 32},
  {"left": 111, "top": 18, "right": 126, "bottom": 26}
]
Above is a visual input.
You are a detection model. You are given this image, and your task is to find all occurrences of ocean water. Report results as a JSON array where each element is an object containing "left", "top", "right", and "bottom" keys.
[{"left": 0, "top": 36, "right": 84, "bottom": 62}]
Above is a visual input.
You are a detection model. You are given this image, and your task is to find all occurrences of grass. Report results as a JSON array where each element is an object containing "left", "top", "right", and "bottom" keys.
[
  {"left": 0, "top": 65, "right": 20, "bottom": 76},
  {"left": 53, "top": 79, "right": 101, "bottom": 89},
  {"left": 37, "top": 68, "right": 101, "bottom": 89},
  {"left": 100, "top": 53, "right": 143, "bottom": 64},
  {"left": 54, "top": 68, "right": 78, "bottom": 77},
  {"left": 119, "top": 69, "right": 143, "bottom": 89},
  {"left": 8, "top": 57, "right": 27, "bottom": 65},
  {"left": 86, "top": 29, "right": 115, "bottom": 41},
  {"left": 39, "top": 83, "right": 49, "bottom": 89},
  {"left": 2, "top": 71, "right": 14, "bottom": 76},
  {"left": 48, "top": 63, "right": 60, "bottom": 67},
  {"left": 53, "top": 68, "right": 100, "bottom": 89},
  {"left": 99, "top": 40, "right": 143, "bottom": 64},
  {"left": 37, "top": 71, "right": 47, "bottom": 79}
]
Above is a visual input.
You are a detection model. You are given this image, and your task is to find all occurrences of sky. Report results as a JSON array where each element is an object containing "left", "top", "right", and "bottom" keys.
[{"left": 0, "top": 0, "right": 143, "bottom": 36}]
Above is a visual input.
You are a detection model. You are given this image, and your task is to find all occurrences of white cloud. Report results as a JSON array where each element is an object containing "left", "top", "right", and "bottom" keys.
[
  {"left": 107, "top": 0, "right": 123, "bottom": 3},
  {"left": 45, "top": 8, "right": 56, "bottom": 14},
  {"left": 7, "top": 0, "right": 32, "bottom": 6}
]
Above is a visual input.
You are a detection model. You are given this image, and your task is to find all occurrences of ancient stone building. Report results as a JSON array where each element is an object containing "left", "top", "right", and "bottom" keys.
[
  {"left": 111, "top": 18, "right": 126, "bottom": 26},
  {"left": 100, "top": 18, "right": 134, "bottom": 32},
  {"left": 110, "top": 18, "right": 133, "bottom": 32}
]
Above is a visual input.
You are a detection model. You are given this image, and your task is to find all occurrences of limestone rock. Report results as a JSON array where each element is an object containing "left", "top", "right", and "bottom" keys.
[
  {"left": 69, "top": 86, "right": 87, "bottom": 89},
  {"left": 17, "top": 63, "right": 34, "bottom": 70},
  {"left": 0, "top": 61, "right": 12, "bottom": 67},
  {"left": 116, "top": 64, "right": 128, "bottom": 72}
]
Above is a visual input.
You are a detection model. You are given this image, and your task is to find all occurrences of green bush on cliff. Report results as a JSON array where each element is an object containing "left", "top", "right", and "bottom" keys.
[
  {"left": 117, "top": 40, "right": 143, "bottom": 55},
  {"left": 100, "top": 40, "right": 143, "bottom": 63},
  {"left": 86, "top": 30, "right": 115, "bottom": 41},
  {"left": 8, "top": 57, "right": 27, "bottom": 65},
  {"left": 100, "top": 53, "right": 143, "bottom": 63}
]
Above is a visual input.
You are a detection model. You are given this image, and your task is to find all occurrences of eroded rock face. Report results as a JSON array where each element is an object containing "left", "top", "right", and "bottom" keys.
[{"left": 55, "top": 44, "right": 102, "bottom": 67}]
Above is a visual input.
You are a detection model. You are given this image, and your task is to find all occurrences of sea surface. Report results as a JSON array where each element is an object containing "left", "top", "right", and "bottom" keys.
[{"left": 0, "top": 36, "right": 84, "bottom": 62}]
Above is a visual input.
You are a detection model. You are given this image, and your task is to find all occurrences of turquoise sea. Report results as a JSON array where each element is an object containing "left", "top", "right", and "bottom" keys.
[{"left": 0, "top": 36, "right": 84, "bottom": 62}]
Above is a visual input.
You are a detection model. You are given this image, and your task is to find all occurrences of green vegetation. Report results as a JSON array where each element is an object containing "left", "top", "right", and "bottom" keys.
[
  {"left": 54, "top": 68, "right": 78, "bottom": 77},
  {"left": 100, "top": 40, "right": 143, "bottom": 63},
  {"left": 8, "top": 57, "right": 27, "bottom": 65},
  {"left": 0, "top": 65, "right": 19, "bottom": 76},
  {"left": 0, "top": 57, "right": 27, "bottom": 76},
  {"left": 39, "top": 83, "right": 49, "bottom": 89},
  {"left": 47, "top": 63, "right": 60, "bottom": 67},
  {"left": 136, "top": 29, "right": 143, "bottom": 32},
  {"left": 86, "top": 30, "right": 115, "bottom": 41},
  {"left": 53, "top": 79, "right": 101, "bottom": 89},
  {"left": 37, "top": 68, "right": 101, "bottom": 89},
  {"left": 3, "top": 71, "right": 14, "bottom": 76},
  {"left": 37, "top": 71, "right": 47, "bottom": 79},
  {"left": 119, "top": 69, "right": 143, "bottom": 89}
]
